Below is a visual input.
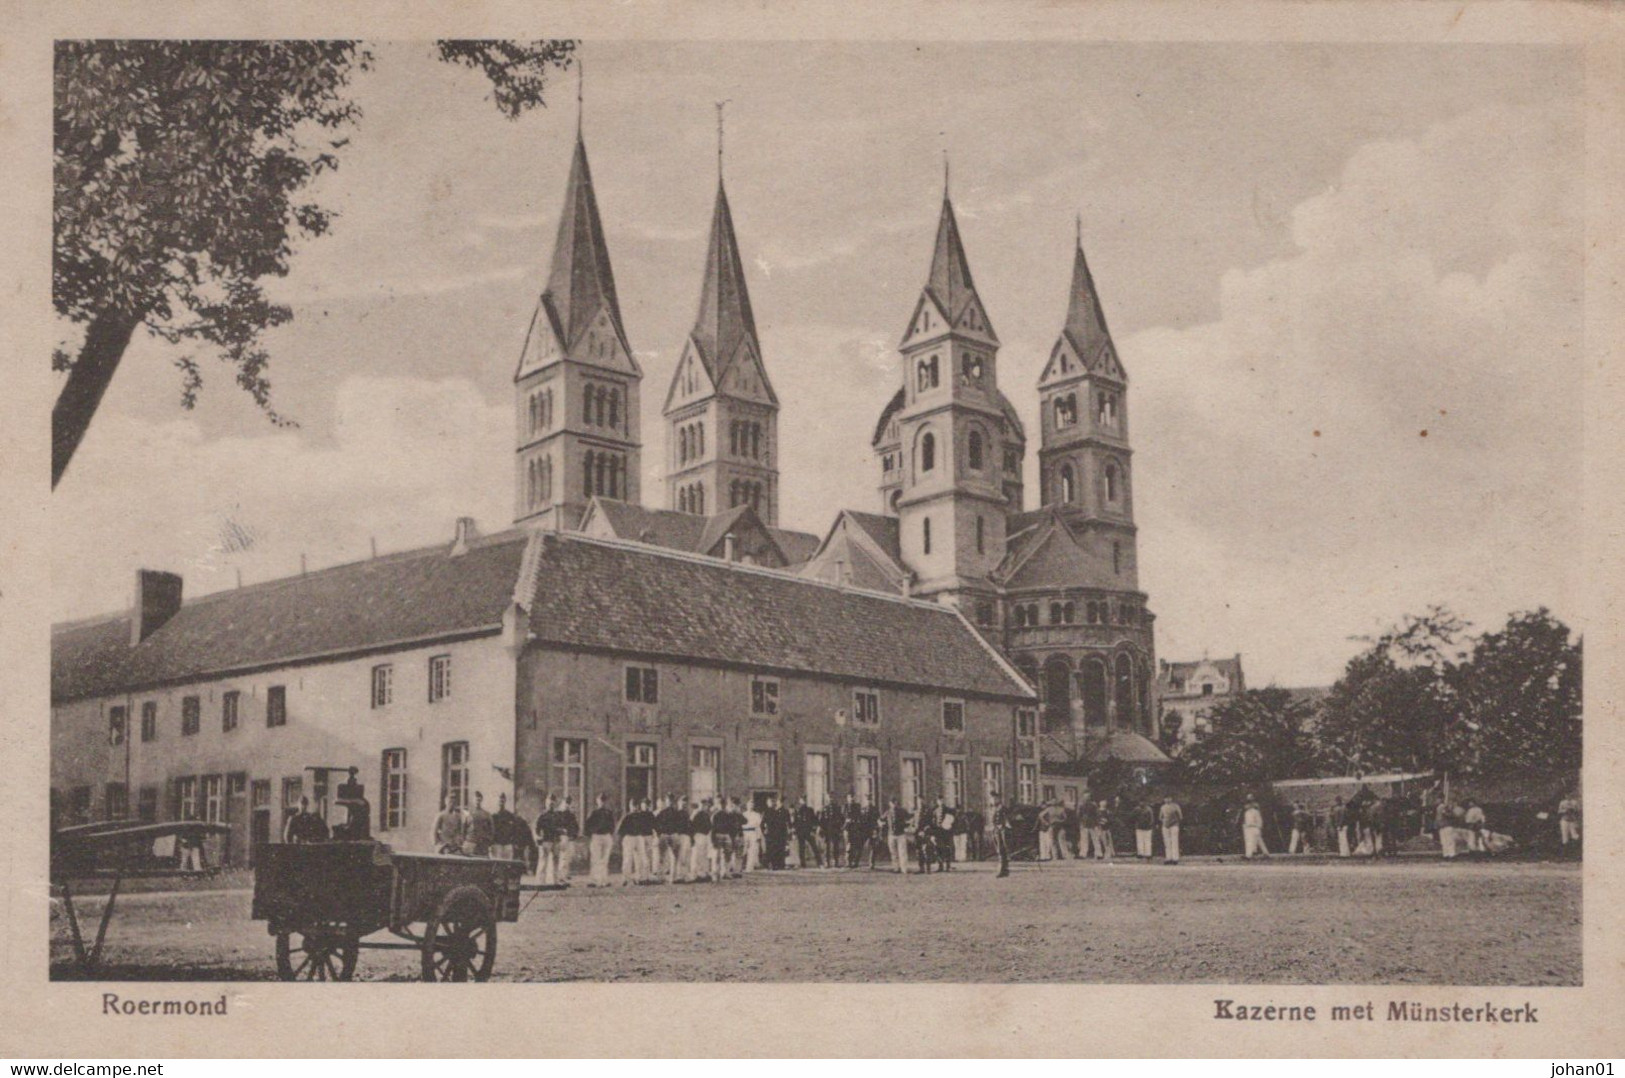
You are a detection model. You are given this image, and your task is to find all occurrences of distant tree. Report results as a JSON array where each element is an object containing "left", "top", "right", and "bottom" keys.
[
  {"left": 1156, "top": 710, "right": 1185, "bottom": 759},
  {"left": 1179, "top": 688, "right": 1322, "bottom": 786},
  {"left": 1315, "top": 606, "right": 1472, "bottom": 775},
  {"left": 1454, "top": 608, "right": 1581, "bottom": 776},
  {"left": 52, "top": 39, "right": 576, "bottom": 488}
]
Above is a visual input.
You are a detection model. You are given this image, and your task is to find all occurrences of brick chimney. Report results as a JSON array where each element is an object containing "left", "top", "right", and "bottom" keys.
[
  {"left": 723, "top": 532, "right": 737, "bottom": 562},
  {"left": 451, "top": 516, "right": 480, "bottom": 556},
  {"left": 131, "top": 569, "right": 183, "bottom": 646}
]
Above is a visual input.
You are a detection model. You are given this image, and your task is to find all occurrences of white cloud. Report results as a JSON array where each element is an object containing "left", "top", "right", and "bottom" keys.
[
  {"left": 1128, "top": 105, "right": 1582, "bottom": 685},
  {"left": 53, "top": 376, "right": 510, "bottom": 621}
]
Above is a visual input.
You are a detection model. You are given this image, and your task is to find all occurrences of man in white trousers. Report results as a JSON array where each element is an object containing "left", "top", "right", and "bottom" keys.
[
  {"left": 1159, "top": 796, "right": 1182, "bottom": 865},
  {"left": 1241, "top": 799, "right": 1269, "bottom": 859}
]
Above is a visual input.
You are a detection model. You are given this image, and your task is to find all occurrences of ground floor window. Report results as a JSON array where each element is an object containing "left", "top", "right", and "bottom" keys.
[
  {"left": 137, "top": 785, "right": 159, "bottom": 823},
  {"left": 900, "top": 755, "right": 925, "bottom": 812},
  {"left": 381, "top": 748, "right": 407, "bottom": 831},
  {"left": 176, "top": 776, "right": 198, "bottom": 821},
  {"left": 1018, "top": 763, "right": 1038, "bottom": 806},
  {"left": 202, "top": 774, "right": 224, "bottom": 823},
  {"left": 804, "top": 751, "right": 831, "bottom": 809},
  {"left": 281, "top": 776, "right": 302, "bottom": 834},
  {"left": 943, "top": 759, "right": 966, "bottom": 809},
  {"left": 553, "top": 738, "right": 587, "bottom": 808},
  {"left": 982, "top": 761, "right": 1004, "bottom": 814},
  {"left": 690, "top": 744, "right": 721, "bottom": 804},
  {"left": 104, "top": 782, "right": 128, "bottom": 820},
  {"left": 748, "top": 748, "right": 779, "bottom": 792},
  {"left": 855, "top": 752, "right": 880, "bottom": 805},
  {"left": 441, "top": 741, "right": 470, "bottom": 811},
  {"left": 626, "top": 742, "right": 657, "bottom": 806}
]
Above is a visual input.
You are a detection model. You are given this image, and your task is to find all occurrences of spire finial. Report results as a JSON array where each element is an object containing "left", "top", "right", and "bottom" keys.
[
  {"left": 943, "top": 146, "right": 950, "bottom": 198},
  {"left": 1076, "top": 212, "right": 1082, "bottom": 249},
  {"left": 575, "top": 57, "right": 584, "bottom": 136},
  {"left": 715, "top": 100, "right": 729, "bottom": 181}
]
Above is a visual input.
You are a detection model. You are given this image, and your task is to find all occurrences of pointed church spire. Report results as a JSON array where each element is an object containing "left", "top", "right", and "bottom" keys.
[
  {"left": 1060, "top": 222, "right": 1114, "bottom": 359},
  {"left": 540, "top": 131, "right": 628, "bottom": 355},
  {"left": 922, "top": 189, "right": 990, "bottom": 337},
  {"left": 689, "top": 174, "right": 760, "bottom": 374}
]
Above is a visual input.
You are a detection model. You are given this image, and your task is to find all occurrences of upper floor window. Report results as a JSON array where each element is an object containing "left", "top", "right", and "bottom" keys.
[
  {"left": 920, "top": 432, "right": 936, "bottom": 473},
  {"left": 1004, "top": 447, "right": 1021, "bottom": 474},
  {"left": 976, "top": 515, "right": 985, "bottom": 555},
  {"left": 372, "top": 664, "right": 393, "bottom": 709},
  {"left": 625, "top": 665, "right": 659, "bottom": 705},
  {"left": 267, "top": 685, "right": 287, "bottom": 727},
  {"left": 181, "top": 695, "right": 200, "bottom": 737},
  {"left": 750, "top": 676, "right": 780, "bottom": 716},
  {"left": 1016, "top": 708, "right": 1038, "bottom": 739},
  {"left": 852, "top": 689, "right": 881, "bottom": 726},
  {"left": 1059, "top": 464, "right": 1076, "bottom": 503},
  {"left": 140, "top": 701, "right": 158, "bottom": 742},
  {"left": 1113, "top": 541, "right": 1122, "bottom": 575},
  {"left": 108, "top": 705, "right": 126, "bottom": 747},
  {"left": 967, "top": 429, "right": 984, "bottom": 471},
  {"left": 916, "top": 355, "right": 940, "bottom": 392},
  {"left": 428, "top": 654, "right": 452, "bottom": 703},
  {"left": 942, "top": 699, "right": 966, "bottom": 734},
  {"left": 922, "top": 516, "right": 932, "bottom": 556},
  {"left": 1098, "top": 390, "right": 1119, "bottom": 429},
  {"left": 221, "top": 690, "right": 240, "bottom": 732},
  {"left": 1203, "top": 683, "right": 1215, "bottom": 696},
  {"left": 1105, "top": 462, "right": 1121, "bottom": 504},
  {"left": 1055, "top": 394, "right": 1077, "bottom": 428},
  {"left": 961, "top": 353, "right": 983, "bottom": 384}
]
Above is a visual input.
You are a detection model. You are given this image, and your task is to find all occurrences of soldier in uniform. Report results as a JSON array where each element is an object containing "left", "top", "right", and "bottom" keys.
[
  {"left": 1134, "top": 800, "right": 1156, "bottom": 860},
  {"left": 689, "top": 798, "right": 715, "bottom": 881},
  {"left": 762, "top": 795, "right": 791, "bottom": 871},
  {"left": 1329, "top": 796, "right": 1350, "bottom": 858},
  {"left": 616, "top": 798, "right": 647, "bottom": 885},
  {"left": 584, "top": 793, "right": 617, "bottom": 886},
  {"left": 1158, "top": 795, "right": 1183, "bottom": 865},
  {"left": 555, "top": 795, "right": 581, "bottom": 884},
  {"left": 884, "top": 798, "right": 911, "bottom": 874},
  {"left": 654, "top": 794, "right": 685, "bottom": 883},
  {"left": 466, "top": 791, "right": 494, "bottom": 857},
  {"left": 991, "top": 794, "right": 1012, "bottom": 878},
  {"left": 1036, "top": 801, "right": 1056, "bottom": 862},
  {"left": 793, "top": 797, "right": 822, "bottom": 868},
  {"left": 490, "top": 792, "right": 520, "bottom": 861},
  {"left": 535, "top": 794, "right": 561, "bottom": 883},
  {"left": 819, "top": 798, "right": 846, "bottom": 869},
  {"left": 432, "top": 795, "right": 467, "bottom": 855}
]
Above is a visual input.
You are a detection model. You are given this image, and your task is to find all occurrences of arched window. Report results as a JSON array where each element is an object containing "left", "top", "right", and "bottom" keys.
[
  {"left": 1063, "top": 601, "right": 1076, "bottom": 624},
  {"left": 1049, "top": 601, "right": 1062, "bottom": 624},
  {"left": 1113, "top": 541, "right": 1122, "bottom": 575},
  {"left": 583, "top": 451, "right": 595, "bottom": 497},
  {"left": 1055, "top": 394, "right": 1076, "bottom": 428},
  {"left": 608, "top": 389, "right": 620, "bottom": 429},
  {"left": 1042, "top": 657, "right": 1072, "bottom": 733},
  {"left": 729, "top": 421, "right": 738, "bottom": 456},
  {"left": 608, "top": 457, "right": 620, "bottom": 499},
  {"left": 1086, "top": 600, "right": 1099, "bottom": 625},
  {"left": 595, "top": 453, "right": 607, "bottom": 496},
  {"left": 920, "top": 432, "right": 936, "bottom": 473},
  {"left": 543, "top": 389, "right": 552, "bottom": 430},
  {"left": 889, "top": 489, "right": 901, "bottom": 513},
  {"left": 541, "top": 455, "right": 552, "bottom": 503},
  {"left": 1105, "top": 462, "right": 1120, "bottom": 503},
  {"left": 976, "top": 515, "right": 985, "bottom": 554},
  {"left": 1060, "top": 464, "right": 1075, "bottom": 503},
  {"left": 1080, "top": 659, "right": 1107, "bottom": 727},
  {"left": 1114, "top": 654, "right": 1135, "bottom": 730},
  {"left": 751, "top": 423, "right": 761, "bottom": 460},
  {"left": 696, "top": 422, "right": 705, "bottom": 458},
  {"left": 967, "top": 429, "right": 984, "bottom": 471},
  {"left": 922, "top": 516, "right": 932, "bottom": 555},
  {"left": 696, "top": 482, "right": 705, "bottom": 515}
]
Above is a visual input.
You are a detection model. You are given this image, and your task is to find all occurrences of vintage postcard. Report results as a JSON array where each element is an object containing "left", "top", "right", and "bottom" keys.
[{"left": 1, "top": 0, "right": 1621, "bottom": 1059}]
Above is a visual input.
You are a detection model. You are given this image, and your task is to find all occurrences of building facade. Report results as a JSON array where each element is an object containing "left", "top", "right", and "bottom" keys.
[{"left": 1156, "top": 655, "right": 1247, "bottom": 745}]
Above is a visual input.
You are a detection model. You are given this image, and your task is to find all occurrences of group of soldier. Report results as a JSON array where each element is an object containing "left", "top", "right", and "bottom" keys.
[{"left": 1031, "top": 796, "right": 1186, "bottom": 865}]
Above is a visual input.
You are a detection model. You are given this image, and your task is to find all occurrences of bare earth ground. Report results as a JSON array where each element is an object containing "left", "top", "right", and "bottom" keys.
[{"left": 51, "top": 857, "right": 1580, "bottom": 985}]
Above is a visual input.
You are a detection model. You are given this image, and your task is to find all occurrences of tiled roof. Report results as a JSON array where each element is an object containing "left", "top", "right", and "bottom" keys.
[
  {"left": 51, "top": 532, "right": 530, "bottom": 703},
  {"left": 589, "top": 500, "right": 711, "bottom": 552},
  {"left": 871, "top": 386, "right": 1024, "bottom": 448},
  {"left": 842, "top": 510, "right": 903, "bottom": 566},
  {"left": 767, "top": 526, "right": 821, "bottom": 565},
  {"left": 1157, "top": 656, "right": 1246, "bottom": 693},
  {"left": 688, "top": 180, "right": 765, "bottom": 394},
  {"left": 523, "top": 533, "right": 1031, "bottom": 700}
]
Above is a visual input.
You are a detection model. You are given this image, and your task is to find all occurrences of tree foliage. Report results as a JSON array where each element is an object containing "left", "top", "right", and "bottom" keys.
[
  {"left": 1457, "top": 608, "right": 1581, "bottom": 775},
  {"left": 52, "top": 39, "right": 576, "bottom": 488},
  {"left": 1178, "top": 687, "right": 1323, "bottom": 786}
]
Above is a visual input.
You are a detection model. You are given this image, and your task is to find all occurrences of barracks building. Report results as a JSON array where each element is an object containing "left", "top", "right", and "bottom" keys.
[{"left": 51, "top": 123, "right": 1161, "bottom": 862}]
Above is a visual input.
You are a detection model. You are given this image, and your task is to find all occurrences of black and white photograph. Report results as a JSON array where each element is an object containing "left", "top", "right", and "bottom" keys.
[{"left": 6, "top": 0, "right": 1624, "bottom": 1062}]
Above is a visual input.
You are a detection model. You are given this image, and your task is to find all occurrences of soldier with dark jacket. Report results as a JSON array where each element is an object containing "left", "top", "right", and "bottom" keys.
[
  {"left": 655, "top": 795, "right": 689, "bottom": 883},
  {"left": 584, "top": 793, "right": 617, "bottom": 886},
  {"left": 555, "top": 796, "right": 581, "bottom": 884},
  {"left": 991, "top": 794, "right": 1012, "bottom": 878},
  {"left": 964, "top": 807, "right": 986, "bottom": 861},
  {"left": 819, "top": 800, "right": 846, "bottom": 868},
  {"left": 762, "top": 795, "right": 791, "bottom": 870},
  {"left": 535, "top": 795, "right": 562, "bottom": 884},
  {"left": 793, "top": 797, "right": 822, "bottom": 868}
]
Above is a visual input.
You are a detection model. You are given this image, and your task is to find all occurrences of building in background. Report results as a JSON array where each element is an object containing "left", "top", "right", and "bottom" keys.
[{"left": 1157, "top": 655, "right": 1246, "bottom": 745}]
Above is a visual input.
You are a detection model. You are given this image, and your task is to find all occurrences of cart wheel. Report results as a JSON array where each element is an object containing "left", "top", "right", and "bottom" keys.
[
  {"left": 275, "top": 925, "right": 360, "bottom": 981},
  {"left": 421, "top": 885, "right": 497, "bottom": 982}
]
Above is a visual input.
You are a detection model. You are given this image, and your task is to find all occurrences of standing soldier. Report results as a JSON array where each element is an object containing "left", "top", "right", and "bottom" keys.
[
  {"left": 844, "top": 795, "right": 866, "bottom": 869},
  {"left": 466, "top": 792, "right": 495, "bottom": 857},
  {"left": 793, "top": 797, "right": 822, "bottom": 869},
  {"left": 1134, "top": 800, "right": 1156, "bottom": 861},
  {"left": 535, "top": 794, "right": 560, "bottom": 884},
  {"left": 1289, "top": 802, "right": 1314, "bottom": 855},
  {"left": 1557, "top": 791, "right": 1581, "bottom": 851},
  {"left": 742, "top": 799, "right": 764, "bottom": 872},
  {"left": 1159, "top": 795, "right": 1183, "bottom": 865},
  {"left": 710, "top": 798, "right": 737, "bottom": 879},
  {"left": 1078, "top": 798, "right": 1098, "bottom": 860},
  {"left": 584, "top": 793, "right": 617, "bottom": 886},
  {"left": 991, "top": 793, "right": 1012, "bottom": 878},
  {"left": 884, "top": 798, "right": 911, "bottom": 874},
  {"left": 1093, "top": 800, "right": 1115, "bottom": 861},
  {"left": 1329, "top": 796, "right": 1350, "bottom": 858},
  {"left": 489, "top": 793, "right": 518, "bottom": 860},
  {"left": 1036, "top": 801, "right": 1056, "bottom": 862},
  {"left": 616, "top": 798, "right": 645, "bottom": 885},
  {"left": 654, "top": 794, "right": 685, "bottom": 883},
  {"left": 689, "top": 798, "right": 715, "bottom": 881},
  {"left": 1463, "top": 799, "right": 1488, "bottom": 856},
  {"left": 555, "top": 795, "right": 581, "bottom": 885},
  {"left": 432, "top": 795, "right": 468, "bottom": 855},
  {"left": 820, "top": 798, "right": 846, "bottom": 869},
  {"left": 964, "top": 804, "right": 986, "bottom": 862},
  {"left": 1241, "top": 799, "right": 1268, "bottom": 859}
]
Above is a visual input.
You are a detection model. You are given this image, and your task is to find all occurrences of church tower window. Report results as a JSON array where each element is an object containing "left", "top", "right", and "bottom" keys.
[
  {"left": 1113, "top": 541, "right": 1122, "bottom": 575},
  {"left": 1059, "top": 464, "right": 1075, "bottom": 504},
  {"left": 1055, "top": 394, "right": 1077, "bottom": 428},
  {"left": 923, "top": 517, "right": 932, "bottom": 555},
  {"left": 968, "top": 429, "right": 984, "bottom": 471},
  {"left": 920, "top": 432, "right": 936, "bottom": 473},
  {"left": 1105, "top": 462, "right": 1120, "bottom": 504}
]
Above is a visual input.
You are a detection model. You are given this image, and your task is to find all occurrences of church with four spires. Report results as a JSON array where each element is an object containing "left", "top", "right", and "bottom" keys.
[{"left": 518, "top": 125, "right": 1163, "bottom": 771}]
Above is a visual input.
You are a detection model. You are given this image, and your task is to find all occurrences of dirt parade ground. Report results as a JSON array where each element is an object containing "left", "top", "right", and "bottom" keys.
[{"left": 51, "top": 856, "right": 1579, "bottom": 985}]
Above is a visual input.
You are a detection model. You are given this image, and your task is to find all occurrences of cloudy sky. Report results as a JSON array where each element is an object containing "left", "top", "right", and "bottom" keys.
[{"left": 52, "top": 40, "right": 1584, "bottom": 688}]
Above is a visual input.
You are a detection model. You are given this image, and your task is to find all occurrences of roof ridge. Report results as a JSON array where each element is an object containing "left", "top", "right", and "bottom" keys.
[
  {"left": 51, "top": 528, "right": 531, "bottom": 633},
  {"left": 552, "top": 530, "right": 957, "bottom": 613}
]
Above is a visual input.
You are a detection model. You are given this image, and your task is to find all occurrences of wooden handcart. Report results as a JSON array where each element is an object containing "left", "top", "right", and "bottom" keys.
[{"left": 251, "top": 841, "right": 524, "bottom": 981}]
